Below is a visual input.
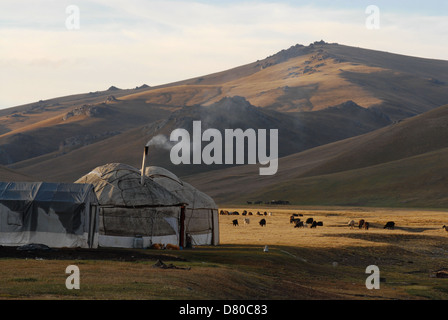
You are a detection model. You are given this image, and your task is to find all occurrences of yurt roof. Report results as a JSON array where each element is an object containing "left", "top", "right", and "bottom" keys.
[
  {"left": 75, "top": 163, "right": 184, "bottom": 207},
  {"left": 144, "top": 166, "right": 218, "bottom": 210}
]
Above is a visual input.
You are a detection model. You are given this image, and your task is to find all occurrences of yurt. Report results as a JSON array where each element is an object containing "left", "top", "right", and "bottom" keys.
[
  {"left": 0, "top": 181, "right": 99, "bottom": 248},
  {"left": 144, "top": 166, "right": 219, "bottom": 246},
  {"left": 75, "top": 163, "right": 186, "bottom": 248}
]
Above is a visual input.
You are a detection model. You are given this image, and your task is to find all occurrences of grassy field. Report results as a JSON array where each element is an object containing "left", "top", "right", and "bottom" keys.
[{"left": 1, "top": 206, "right": 448, "bottom": 300}]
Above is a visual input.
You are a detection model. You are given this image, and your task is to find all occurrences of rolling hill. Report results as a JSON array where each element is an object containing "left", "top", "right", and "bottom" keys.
[
  {"left": 2, "top": 41, "right": 448, "bottom": 208},
  {"left": 184, "top": 104, "right": 448, "bottom": 207},
  {"left": 10, "top": 96, "right": 390, "bottom": 182}
]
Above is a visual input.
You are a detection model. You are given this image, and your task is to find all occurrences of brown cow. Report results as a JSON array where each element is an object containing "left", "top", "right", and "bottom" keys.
[{"left": 359, "top": 219, "right": 365, "bottom": 229}]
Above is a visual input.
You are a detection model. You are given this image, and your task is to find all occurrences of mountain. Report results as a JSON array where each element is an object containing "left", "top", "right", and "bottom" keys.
[
  {"left": 10, "top": 96, "right": 390, "bottom": 182},
  {"left": 120, "top": 41, "right": 448, "bottom": 119},
  {"left": 2, "top": 41, "right": 448, "bottom": 204},
  {"left": 184, "top": 103, "right": 448, "bottom": 207}
]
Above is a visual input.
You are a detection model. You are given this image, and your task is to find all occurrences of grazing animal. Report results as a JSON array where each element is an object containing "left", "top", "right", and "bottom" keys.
[
  {"left": 310, "top": 221, "right": 318, "bottom": 228},
  {"left": 244, "top": 218, "right": 250, "bottom": 225},
  {"left": 443, "top": 225, "right": 448, "bottom": 232},
  {"left": 232, "top": 219, "right": 239, "bottom": 226},
  {"left": 359, "top": 219, "right": 365, "bottom": 229},
  {"left": 348, "top": 220, "right": 355, "bottom": 229},
  {"left": 290, "top": 215, "right": 299, "bottom": 224},
  {"left": 363, "top": 222, "right": 370, "bottom": 230},
  {"left": 292, "top": 213, "right": 299, "bottom": 217},
  {"left": 248, "top": 211, "right": 253, "bottom": 216},
  {"left": 257, "top": 211, "right": 263, "bottom": 216},
  {"left": 259, "top": 219, "right": 267, "bottom": 227},
  {"left": 242, "top": 210, "right": 247, "bottom": 216},
  {"left": 306, "top": 218, "right": 314, "bottom": 224},
  {"left": 384, "top": 221, "right": 395, "bottom": 230},
  {"left": 294, "top": 220, "right": 304, "bottom": 228},
  {"left": 316, "top": 221, "right": 323, "bottom": 227}
]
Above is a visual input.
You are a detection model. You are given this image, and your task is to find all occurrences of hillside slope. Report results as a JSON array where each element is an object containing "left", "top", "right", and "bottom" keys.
[
  {"left": 13, "top": 96, "right": 390, "bottom": 182},
  {"left": 0, "top": 165, "right": 35, "bottom": 182},
  {"left": 3, "top": 41, "right": 448, "bottom": 195},
  {"left": 184, "top": 104, "right": 448, "bottom": 207}
]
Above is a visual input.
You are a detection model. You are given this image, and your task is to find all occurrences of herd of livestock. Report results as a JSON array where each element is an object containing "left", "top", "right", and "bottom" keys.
[
  {"left": 220, "top": 210, "right": 448, "bottom": 233},
  {"left": 219, "top": 210, "right": 398, "bottom": 230}
]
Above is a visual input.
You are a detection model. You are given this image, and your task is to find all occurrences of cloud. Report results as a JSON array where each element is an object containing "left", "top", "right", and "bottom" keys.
[{"left": 0, "top": 0, "right": 447, "bottom": 108}]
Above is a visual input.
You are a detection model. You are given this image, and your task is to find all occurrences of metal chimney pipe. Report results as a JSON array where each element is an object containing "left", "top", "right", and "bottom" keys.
[{"left": 141, "top": 146, "right": 149, "bottom": 185}]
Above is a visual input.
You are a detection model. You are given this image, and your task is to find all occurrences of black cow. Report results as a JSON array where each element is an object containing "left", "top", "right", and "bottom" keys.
[
  {"left": 316, "top": 221, "right": 323, "bottom": 227},
  {"left": 232, "top": 219, "right": 239, "bottom": 226},
  {"left": 384, "top": 221, "right": 395, "bottom": 230},
  {"left": 294, "top": 220, "right": 304, "bottom": 228},
  {"left": 290, "top": 215, "right": 300, "bottom": 224},
  {"left": 310, "top": 221, "right": 318, "bottom": 228},
  {"left": 306, "top": 218, "right": 314, "bottom": 224},
  {"left": 259, "top": 219, "right": 267, "bottom": 227},
  {"left": 364, "top": 222, "right": 370, "bottom": 230}
]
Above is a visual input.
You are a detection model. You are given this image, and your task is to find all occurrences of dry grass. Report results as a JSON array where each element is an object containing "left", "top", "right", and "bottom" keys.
[{"left": 1, "top": 206, "right": 448, "bottom": 300}]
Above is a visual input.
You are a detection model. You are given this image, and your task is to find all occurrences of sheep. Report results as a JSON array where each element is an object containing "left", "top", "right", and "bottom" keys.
[
  {"left": 348, "top": 220, "right": 355, "bottom": 229},
  {"left": 232, "top": 219, "right": 239, "bottom": 226},
  {"left": 244, "top": 218, "right": 250, "bottom": 225}
]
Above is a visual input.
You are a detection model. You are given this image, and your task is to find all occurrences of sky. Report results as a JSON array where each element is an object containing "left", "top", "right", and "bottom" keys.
[{"left": 0, "top": 0, "right": 447, "bottom": 109}]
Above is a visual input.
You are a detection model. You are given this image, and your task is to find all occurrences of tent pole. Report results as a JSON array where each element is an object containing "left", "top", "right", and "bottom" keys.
[{"left": 179, "top": 205, "right": 186, "bottom": 248}]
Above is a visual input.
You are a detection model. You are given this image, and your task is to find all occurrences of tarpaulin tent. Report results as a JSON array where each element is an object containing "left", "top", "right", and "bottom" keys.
[
  {"left": 0, "top": 181, "right": 99, "bottom": 248},
  {"left": 75, "top": 163, "right": 185, "bottom": 248},
  {"left": 144, "top": 166, "right": 219, "bottom": 246}
]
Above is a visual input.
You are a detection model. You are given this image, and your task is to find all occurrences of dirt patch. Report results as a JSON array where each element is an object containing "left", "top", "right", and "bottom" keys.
[{"left": 0, "top": 245, "right": 185, "bottom": 262}]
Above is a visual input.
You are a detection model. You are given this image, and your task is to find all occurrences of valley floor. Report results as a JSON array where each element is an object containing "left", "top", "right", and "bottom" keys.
[{"left": 0, "top": 206, "right": 447, "bottom": 301}]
